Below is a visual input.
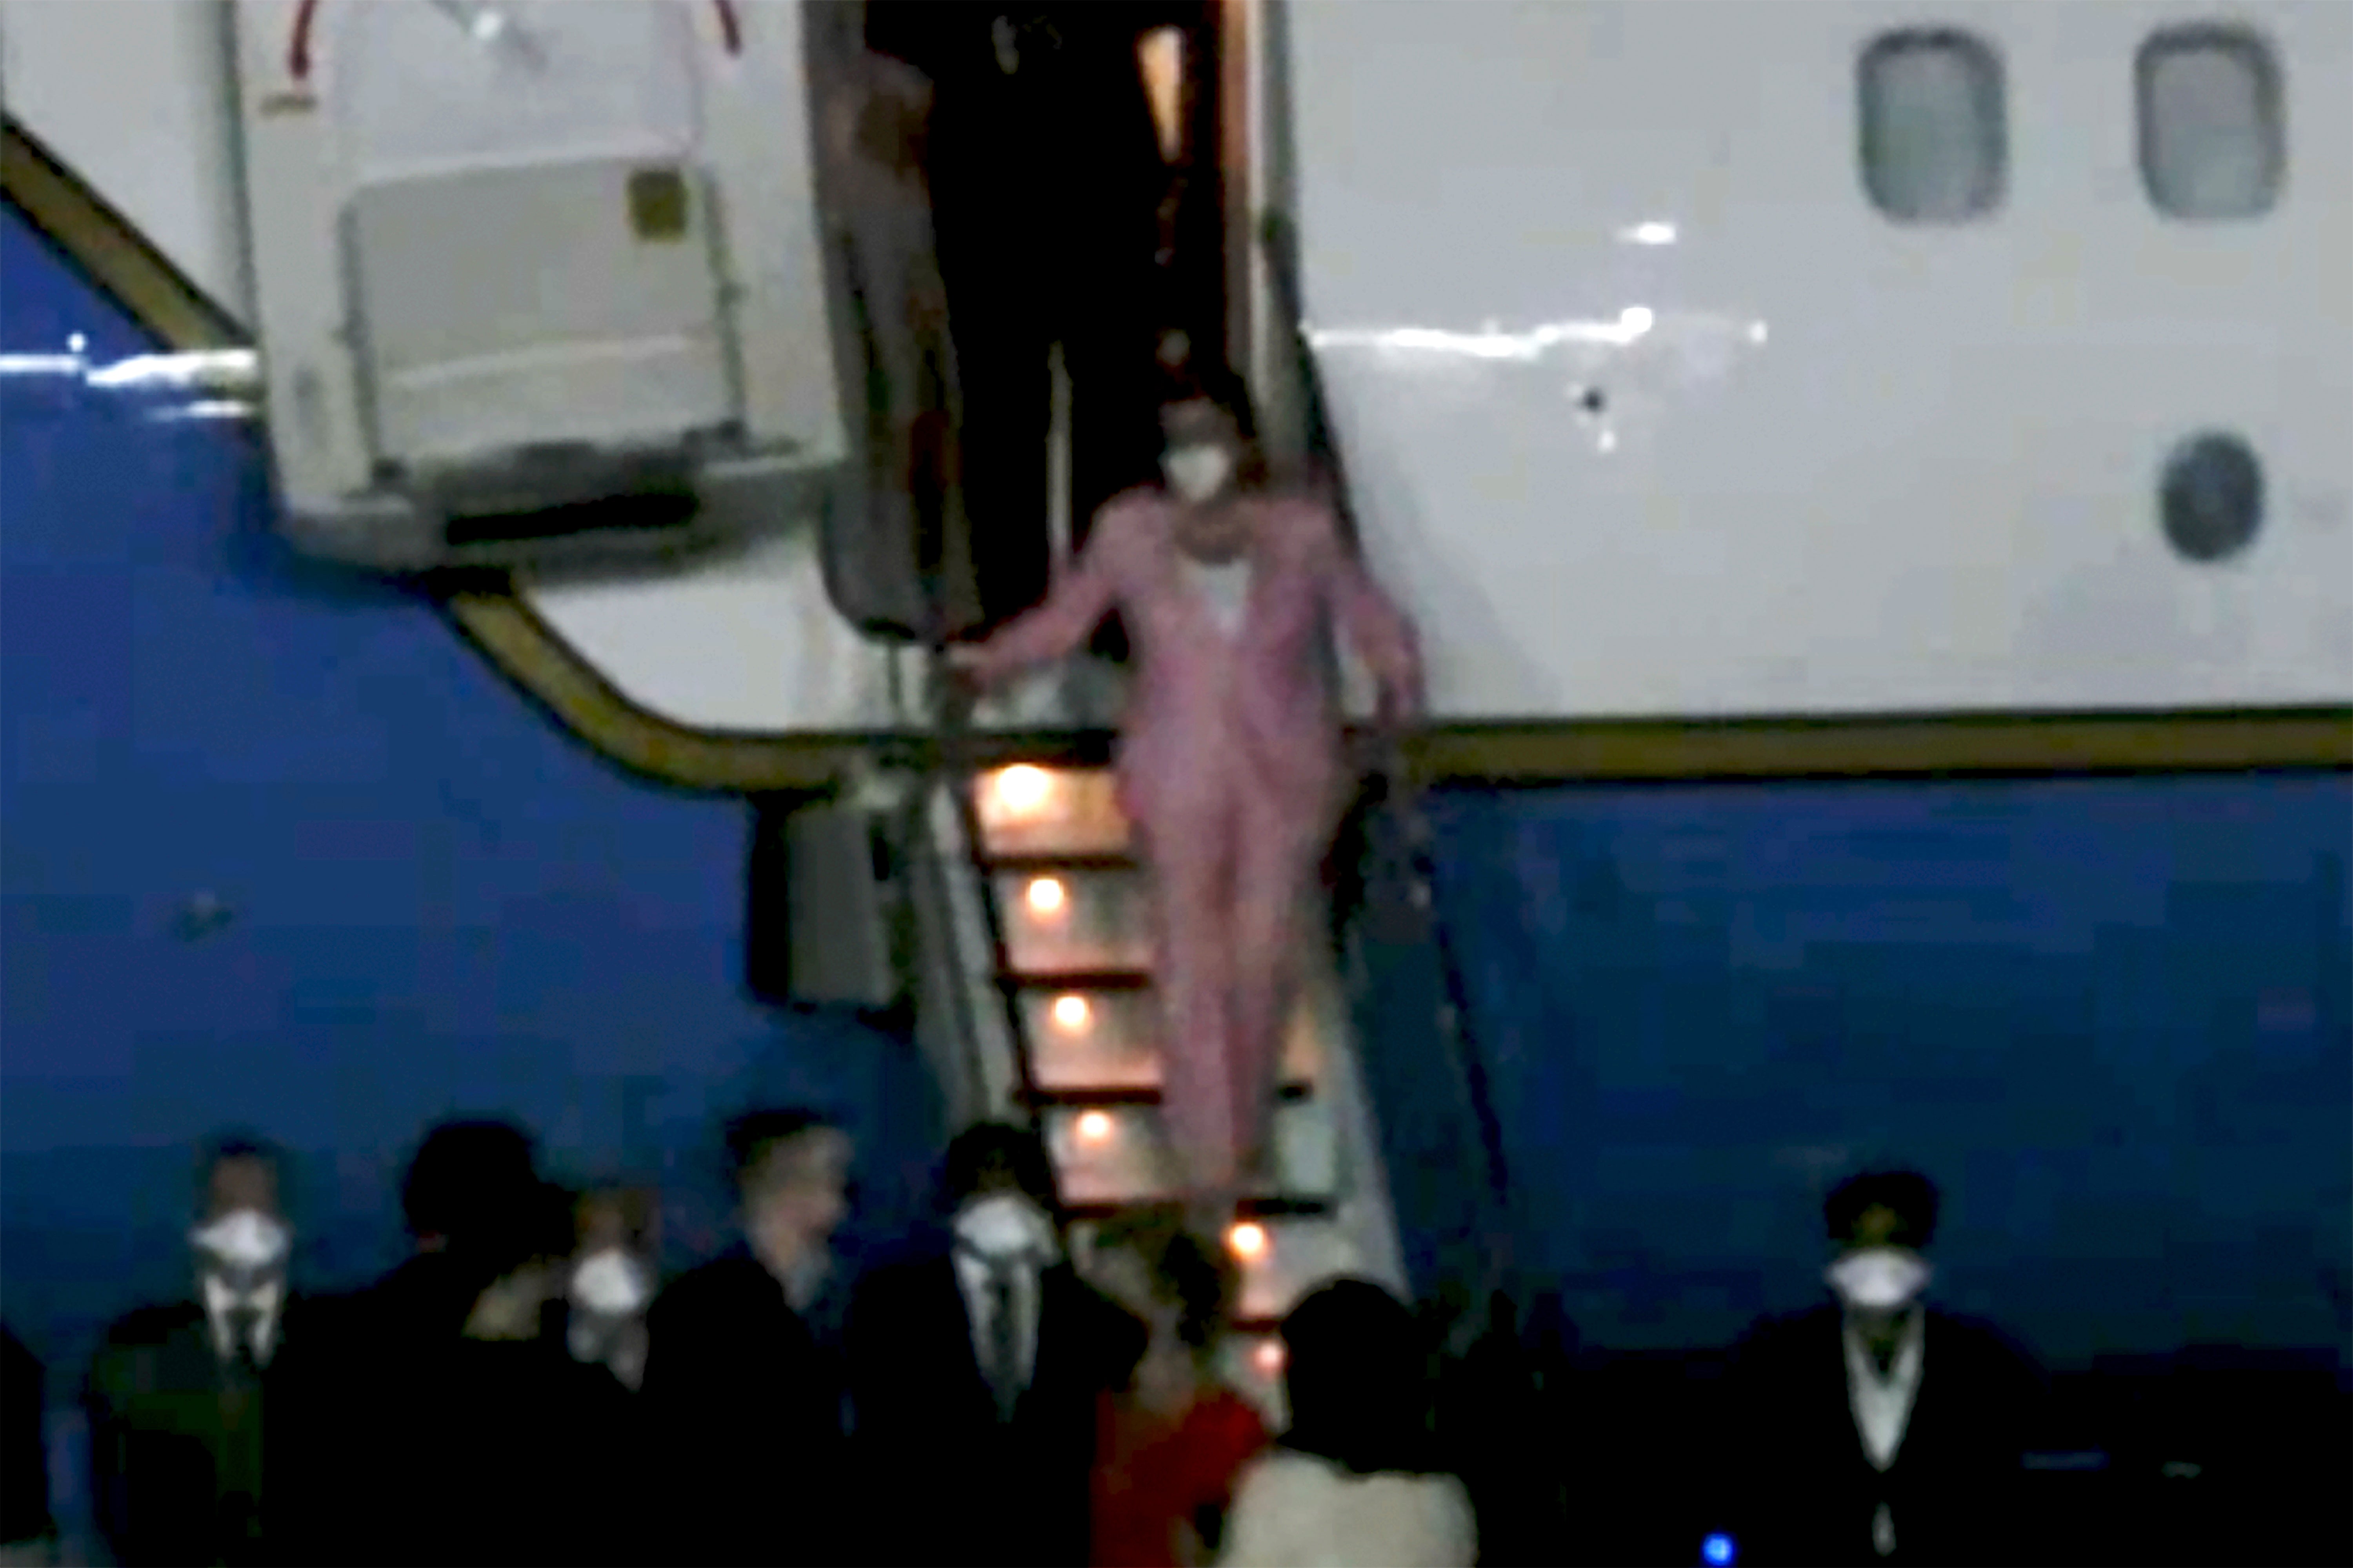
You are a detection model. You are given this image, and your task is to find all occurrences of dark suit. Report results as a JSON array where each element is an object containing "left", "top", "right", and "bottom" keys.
[
  {"left": 295, "top": 1254, "right": 486, "bottom": 1564},
  {"left": 296, "top": 1258, "right": 640, "bottom": 1566},
  {"left": 641, "top": 1248, "right": 848, "bottom": 1567},
  {"left": 84, "top": 1296, "right": 333, "bottom": 1568},
  {"left": 376, "top": 1334, "right": 638, "bottom": 1567},
  {"left": 1724, "top": 1305, "right": 2046, "bottom": 1567},
  {"left": 2, "top": 1327, "right": 51, "bottom": 1549},
  {"left": 846, "top": 1252, "right": 1147, "bottom": 1568},
  {"left": 864, "top": 4, "right": 1182, "bottom": 630}
]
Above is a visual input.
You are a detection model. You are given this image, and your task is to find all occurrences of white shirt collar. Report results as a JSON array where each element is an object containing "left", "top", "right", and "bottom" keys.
[
  {"left": 1181, "top": 553, "right": 1255, "bottom": 636},
  {"left": 1843, "top": 1308, "right": 1925, "bottom": 1472},
  {"left": 952, "top": 1248, "right": 1040, "bottom": 1389},
  {"left": 202, "top": 1275, "right": 282, "bottom": 1363}
]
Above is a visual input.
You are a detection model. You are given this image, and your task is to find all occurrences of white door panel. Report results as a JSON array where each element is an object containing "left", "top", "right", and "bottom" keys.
[{"left": 1289, "top": 0, "right": 2352, "bottom": 720}]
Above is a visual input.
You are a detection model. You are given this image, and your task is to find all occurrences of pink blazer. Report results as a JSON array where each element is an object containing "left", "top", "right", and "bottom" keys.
[{"left": 964, "top": 488, "right": 1424, "bottom": 831}]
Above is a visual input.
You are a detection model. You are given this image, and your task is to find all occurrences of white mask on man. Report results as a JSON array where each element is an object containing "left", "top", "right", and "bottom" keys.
[
  {"left": 954, "top": 1192, "right": 1055, "bottom": 1261},
  {"left": 191, "top": 1208, "right": 290, "bottom": 1272},
  {"left": 1826, "top": 1246, "right": 1932, "bottom": 1312},
  {"left": 569, "top": 1246, "right": 652, "bottom": 1318},
  {"left": 1163, "top": 444, "right": 1233, "bottom": 505}
]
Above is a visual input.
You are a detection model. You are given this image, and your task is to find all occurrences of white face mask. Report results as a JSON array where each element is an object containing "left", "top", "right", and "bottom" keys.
[
  {"left": 191, "top": 1208, "right": 290, "bottom": 1272},
  {"left": 955, "top": 1192, "right": 1055, "bottom": 1261},
  {"left": 1826, "top": 1246, "right": 1932, "bottom": 1312},
  {"left": 1163, "top": 444, "right": 1233, "bottom": 505},
  {"left": 569, "top": 1246, "right": 652, "bottom": 1318}
]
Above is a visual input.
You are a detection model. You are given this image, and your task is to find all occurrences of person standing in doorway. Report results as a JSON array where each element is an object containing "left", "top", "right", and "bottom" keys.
[
  {"left": 863, "top": 3, "right": 1182, "bottom": 632},
  {"left": 806, "top": 0, "right": 982, "bottom": 643}
]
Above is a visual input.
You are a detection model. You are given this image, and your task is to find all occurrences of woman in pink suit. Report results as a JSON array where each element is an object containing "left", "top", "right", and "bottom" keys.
[{"left": 950, "top": 387, "right": 1424, "bottom": 1224}]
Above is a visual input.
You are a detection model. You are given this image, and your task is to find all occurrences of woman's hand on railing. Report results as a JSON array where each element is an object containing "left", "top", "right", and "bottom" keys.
[
  {"left": 935, "top": 642, "right": 991, "bottom": 727},
  {"left": 942, "top": 641, "right": 988, "bottom": 685}
]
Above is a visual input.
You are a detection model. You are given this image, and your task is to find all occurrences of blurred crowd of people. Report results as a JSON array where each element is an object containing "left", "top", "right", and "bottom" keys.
[
  {"left": 1, "top": 1115, "right": 1498, "bottom": 1568},
  {"left": 0, "top": 1106, "right": 2050, "bottom": 1568}
]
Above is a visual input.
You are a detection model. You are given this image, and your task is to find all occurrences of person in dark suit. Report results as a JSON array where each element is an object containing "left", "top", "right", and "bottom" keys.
[
  {"left": 375, "top": 1177, "right": 640, "bottom": 1568},
  {"left": 640, "top": 1109, "right": 857, "bottom": 1566},
  {"left": 83, "top": 1132, "right": 327, "bottom": 1567},
  {"left": 314, "top": 1118, "right": 636, "bottom": 1566},
  {"left": 305, "top": 1117, "right": 548, "bottom": 1552},
  {"left": 2, "top": 1325, "right": 54, "bottom": 1564},
  {"left": 863, "top": 3, "right": 1191, "bottom": 634},
  {"left": 847, "top": 1121, "right": 1148, "bottom": 1568},
  {"left": 375, "top": 1118, "right": 550, "bottom": 1333},
  {"left": 1723, "top": 1168, "right": 2047, "bottom": 1567}
]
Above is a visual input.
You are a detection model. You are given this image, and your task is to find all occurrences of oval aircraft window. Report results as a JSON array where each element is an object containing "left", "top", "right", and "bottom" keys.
[
  {"left": 1858, "top": 30, "right": 2007, "bottom": 223},
  {"left": 2160, "top": 431, "right": 2264, "bottom": 564},
  {"left": 2138, "top": 26, "right": 2284, "bottom": 222}
]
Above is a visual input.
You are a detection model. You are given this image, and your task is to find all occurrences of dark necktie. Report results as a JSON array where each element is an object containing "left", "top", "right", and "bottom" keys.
[
  {"left": 227, "top": 1305, "right": 264, "bottom": 1378},
  {"left": 986, "top": 1263, "right": 1023, "bottom": 1422},
  {"left": 215, "top": 1306, "right": 267, "bottom": 1543}
]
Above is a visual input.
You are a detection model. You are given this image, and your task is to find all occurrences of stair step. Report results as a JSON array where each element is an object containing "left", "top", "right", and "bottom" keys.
[
  {"left": 993, "top": 866, "right": 1151, "bottom": 975},
  {"left": 971, "top": 766, "right": 1131, "bottom": 860},
  {"left": 1021, "top": 1081, "right": 1312, "bottom": 1108},
  {"left": 1022, "top": 990, "right": 1326, "bottom": 1094},
  {"left": 982, "top": 851, "right": 1137, "bottom": 874},
  {"left": 997, "top": 968, "right": 1154, "bottom": 991},
  {"left": 1063, "top": 1194, "right": 1332, "bottom": 1224},
  {"left": 1230, "top": 1195, "right": 1336, "bottom": 1220},
  {"left": 1230, "top": 1215, "right": 1366, "bottom": 1323},
  {"left": 1047, "top": 1100, "right": 1340, "bottom": 1206},
  {"left": 1066, "top": 1209, "right": 1360, "bottom": 1335}
]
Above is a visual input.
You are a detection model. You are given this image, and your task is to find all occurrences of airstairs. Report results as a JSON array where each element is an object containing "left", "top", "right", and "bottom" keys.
[{"left": 913, "top": 728, "right": 1409, "bottom": 1422}]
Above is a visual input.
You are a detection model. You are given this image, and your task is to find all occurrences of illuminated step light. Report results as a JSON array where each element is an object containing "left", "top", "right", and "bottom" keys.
[
  {"left": 1703, "top": 1533, "right": 1737, "bottom": 1566},
  {"left": 1051, "top": 994, "right": 1093, "bottom": 1034},
  {"left": 991, "top": 765, "right": 1054, "bottom": 818},
  {"left": 1227, "top": 1221, "right": 1268, "bottom": 1261},
  {"left": 1075, "top": 1110, "right": 1115, "bottom": 1146},
  {"left": 1025, "top": 877, "right": 1068, "bottom": 919},
  {"left": 1253, "top": 1339, "right": 1285, "bottom": 1374}
]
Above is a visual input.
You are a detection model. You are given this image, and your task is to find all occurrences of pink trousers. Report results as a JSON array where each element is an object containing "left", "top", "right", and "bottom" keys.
[{"left": 1129, "top": 758, "right": 1339, "bottom": 1206}]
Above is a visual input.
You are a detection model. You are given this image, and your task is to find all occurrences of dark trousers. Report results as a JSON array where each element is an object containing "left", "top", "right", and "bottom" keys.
[
  {"left": 939, "top": 249, "right": 1162, "bottom": 632},
  {"left": 907, "top": 6, "right": 1172, "bottom": 633}
]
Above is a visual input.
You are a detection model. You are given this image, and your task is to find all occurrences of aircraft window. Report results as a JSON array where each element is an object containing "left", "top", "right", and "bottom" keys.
[
  {"left": 1858, "top": 30, "right": 2007, "bottom": 224},
  {"left": 2160, "top": 431, "right": 2264, "bottom": 563},
  {"left": 2137, "top": 26, "right": 2283, "bottom": 222}
]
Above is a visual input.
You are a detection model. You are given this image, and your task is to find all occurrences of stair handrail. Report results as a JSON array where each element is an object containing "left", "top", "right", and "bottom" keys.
[
  {"left": 896, "top": 647, "right": 989, "bottom": 1131},
  {"left": 920, "top": 640, "right": 1066, "bottom": 1220},
  {"left": 1258, "top": 208, "right": 1518, "bottom": 1337}
]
